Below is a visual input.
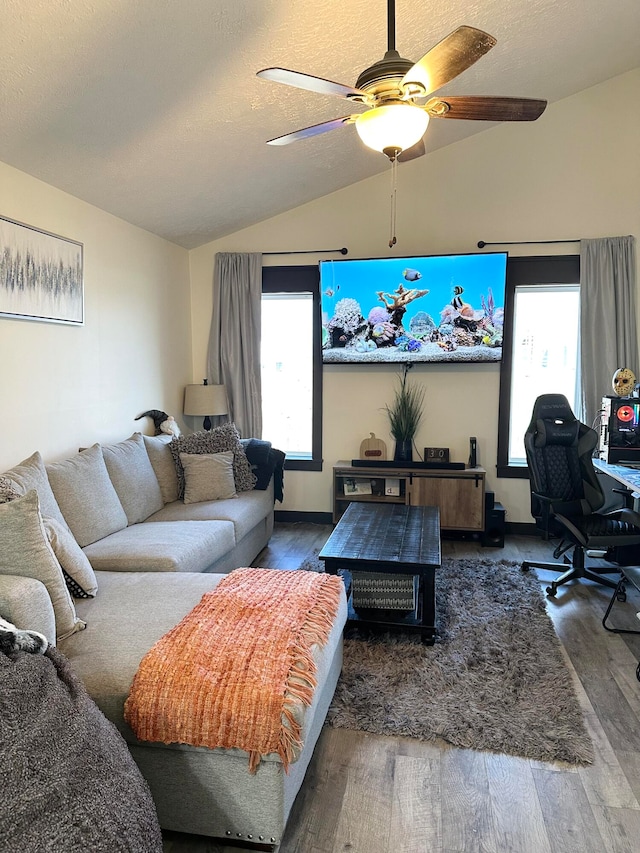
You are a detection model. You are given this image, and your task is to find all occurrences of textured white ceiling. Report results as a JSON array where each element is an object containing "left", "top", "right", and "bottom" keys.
[{"left": 1, "top": 0, "right": 639, "bottom": 248}]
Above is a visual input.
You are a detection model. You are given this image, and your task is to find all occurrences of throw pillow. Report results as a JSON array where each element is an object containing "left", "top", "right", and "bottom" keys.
[
  {"left": 1, "top": 463, "right": 96, "bottom": 599},
  {"left": 169, "top": 424, "right": 256, "bottom": 499},
  {"left": 0, "top": 491, "right": 85, "bottom": 641},
  {"left": 2, "top": 451, "right": 69, "bottom": 528},
  {"left": 101, "top": 433, "right": 164, "bottom": 524},
  {"left": 46, "top": 444, "right": 128, "bottom": 548},
  {"left": 143, "top": 434, "right": 179, "bottom": 504},
  {"left": 42, "top": 517, "right": 98, "bottom": 598},
  {"left": 179, "top": 451, "right": 237, "bottom": 504}
]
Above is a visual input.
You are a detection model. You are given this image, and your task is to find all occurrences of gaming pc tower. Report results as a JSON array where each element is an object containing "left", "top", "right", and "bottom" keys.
[{"left": 598, "top": 395, "right": 640, "bottom": 464}]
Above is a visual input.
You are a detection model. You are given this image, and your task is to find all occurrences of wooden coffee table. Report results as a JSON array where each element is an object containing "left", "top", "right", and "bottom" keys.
[{"left": 318, "top": 502, "right": 441, "bottom": 643}]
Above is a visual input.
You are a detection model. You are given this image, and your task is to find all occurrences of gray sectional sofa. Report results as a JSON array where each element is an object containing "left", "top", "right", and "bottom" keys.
[{"left": 0, "top": 430, "right": 347, "bottom": 847}]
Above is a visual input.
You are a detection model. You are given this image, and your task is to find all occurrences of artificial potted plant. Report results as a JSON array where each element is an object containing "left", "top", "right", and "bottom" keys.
[{"left": 385, "top": 368, "right": 425, "bottom": 461}]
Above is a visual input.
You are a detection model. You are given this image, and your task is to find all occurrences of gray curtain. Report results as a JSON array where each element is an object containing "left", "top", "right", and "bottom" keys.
[
  {"left": 580, "top": 236, "right": 638, "bottom": 426},
  {"left": 207, "top": 252, "right": 263, "bottom": 438}
]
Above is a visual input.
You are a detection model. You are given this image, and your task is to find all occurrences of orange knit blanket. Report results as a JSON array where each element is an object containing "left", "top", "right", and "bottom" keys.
[{"left": 124, "top": 568, "right": 342, "bottom": 772}]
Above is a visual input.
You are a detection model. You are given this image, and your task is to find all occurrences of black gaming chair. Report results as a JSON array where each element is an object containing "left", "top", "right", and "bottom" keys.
[{"left": 522, "top": 394, "right": 640, "bottom": 597}]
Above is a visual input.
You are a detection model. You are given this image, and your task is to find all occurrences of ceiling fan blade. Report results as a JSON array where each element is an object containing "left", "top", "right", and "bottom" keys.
[
  {"left": 257, "top": 67, "right": 367, "bottom": 100},
  {"left": 401, "top": 26, "right": 497, "bottom": 96},
  {"left": 266, "top": 116, "right": 357, "bottom": 146},
  {"left": 425, "top": 96, "right": 547, "bottom": 121},
  {"left": 398, "top": 139, "right": 426, "bottom": 162}
]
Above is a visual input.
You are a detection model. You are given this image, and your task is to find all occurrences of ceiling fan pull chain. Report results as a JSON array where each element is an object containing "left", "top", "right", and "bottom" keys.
[{"left": 389, "top": 156, "right": 398, "bottom": 248}]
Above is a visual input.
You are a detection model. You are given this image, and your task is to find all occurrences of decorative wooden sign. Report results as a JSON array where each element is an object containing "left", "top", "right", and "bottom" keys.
[{"left": 360, "top": 433, "right": 387, "bottom": 460}]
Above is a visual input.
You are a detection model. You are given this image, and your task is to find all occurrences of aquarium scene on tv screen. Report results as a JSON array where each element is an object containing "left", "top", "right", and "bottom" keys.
[{"left": 319, "top": 252, "right": 507, "bottom": 364}]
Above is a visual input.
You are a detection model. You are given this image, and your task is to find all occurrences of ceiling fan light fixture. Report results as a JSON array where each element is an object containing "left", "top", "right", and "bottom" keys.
[{"left": 355, "top": 104, "right": 429, "bottom": 157}]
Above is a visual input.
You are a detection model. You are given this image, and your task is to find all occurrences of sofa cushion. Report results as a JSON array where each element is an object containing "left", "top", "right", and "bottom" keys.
[
  {"left": 169, "top": 424, "right": 256, "bottom": 498},
  {"left": 60, "top": 570, "right": 347, "bottom": 758},
  {"left": 180, "top": 451, "right": 237, "bottom": 504},
  {"left": 146, "top": 487, "right": 273, "bottom": 543},
  {"left": 142, "top": 434, "right": 179, "bottom": 504},
  {"left": 102, "top": 433, "right": 164, "bottom": 524},
  {"left": 3, "top": 451, "right": 69, "bottom": 528},
  {"left": 0, "top": 491, "right": 85, "bottom": 641},
  {"left": 82, "top": 521, "right": 236, "bottom": 573},
  {"left": 60, "top": 572, "right": 228, "bottom": 729},
  {"left": 46, "top": 445, "right": 128, "bottom": 548},
  {"left": 43, "top": 517, "right": 98, "bottom": 598}
]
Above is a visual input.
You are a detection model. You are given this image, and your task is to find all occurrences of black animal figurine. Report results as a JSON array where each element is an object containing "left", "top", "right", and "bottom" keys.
[
  {"left": 135, "top": 409, "right": 181, "bottom": 437},
  {"left": 135, "top": 409, "right": 169, "bottom": 434}
]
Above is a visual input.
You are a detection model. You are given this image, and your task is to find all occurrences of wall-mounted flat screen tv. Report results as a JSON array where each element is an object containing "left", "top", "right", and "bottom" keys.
[{"left": 319, "top": 251, "right": 507, "bottom": 364}]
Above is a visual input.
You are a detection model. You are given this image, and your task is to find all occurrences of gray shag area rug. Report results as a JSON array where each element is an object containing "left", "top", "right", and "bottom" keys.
[{"left": 298, "top": 553, "right": 594, "bottom": 765}]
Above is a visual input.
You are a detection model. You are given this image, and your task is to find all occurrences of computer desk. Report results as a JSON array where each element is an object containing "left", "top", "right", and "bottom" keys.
[
  {"left": 593, "top": 457, "right": 640, "bottom": 504},
  {"left": 595, "top": 458, "right": 640, "bottom": 674}
]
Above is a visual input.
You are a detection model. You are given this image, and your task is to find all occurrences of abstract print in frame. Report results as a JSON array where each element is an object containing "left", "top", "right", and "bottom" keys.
[{"left": 0, "top": 215, "right": 83, "bottom": 325}]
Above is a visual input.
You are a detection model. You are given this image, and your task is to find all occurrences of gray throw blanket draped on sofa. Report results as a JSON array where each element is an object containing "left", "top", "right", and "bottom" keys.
[{"left": 0, "top": 645, "right": 162, "bottom": 852}]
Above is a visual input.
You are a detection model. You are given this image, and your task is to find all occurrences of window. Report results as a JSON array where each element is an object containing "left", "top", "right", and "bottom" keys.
[
  {"left": 497, "top": 256, "right": 580, "bottom": 478},
  {"left": 261, "top": 265, "right": 322, "bottom": 471}
]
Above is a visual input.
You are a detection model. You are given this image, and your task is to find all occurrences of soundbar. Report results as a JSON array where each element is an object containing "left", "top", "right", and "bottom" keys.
[{"left": 350, "top": 459, "right": 466, "bottom": 470}]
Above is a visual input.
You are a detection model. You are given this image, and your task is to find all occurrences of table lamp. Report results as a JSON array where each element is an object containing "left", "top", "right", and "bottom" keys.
[{"left": 183, "top": 380, "right": 228, "bottom": 430}]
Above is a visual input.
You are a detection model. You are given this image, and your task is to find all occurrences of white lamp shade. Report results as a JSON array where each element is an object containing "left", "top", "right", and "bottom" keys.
[
  {"left": 183, "top": 384, "right": 228, "bottom": 417},
  {"left": 355, "top": 104, "right": 429, "bottom": 154}
]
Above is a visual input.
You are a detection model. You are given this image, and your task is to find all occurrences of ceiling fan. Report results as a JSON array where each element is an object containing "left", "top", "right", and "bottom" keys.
[{"left": 256, "top": 0, "right": 547, "bottom": 163}]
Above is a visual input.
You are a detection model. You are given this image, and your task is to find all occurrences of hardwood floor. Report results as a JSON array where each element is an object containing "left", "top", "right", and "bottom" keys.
[{"left": 162, "top": 523, "right": 640, "bottom": 853}]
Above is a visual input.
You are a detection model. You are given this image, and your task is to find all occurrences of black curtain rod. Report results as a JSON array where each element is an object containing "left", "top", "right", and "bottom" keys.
[
  {"left": 262, "top": 247, "right": 348, "bottom": 256},
  {"left": 477, "top": 239, "right": 580, "bottom": 248}
]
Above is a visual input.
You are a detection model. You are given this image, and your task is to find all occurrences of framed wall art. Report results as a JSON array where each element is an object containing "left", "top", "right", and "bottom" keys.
[{"left": 0, "top": 215, "right": 84, "bottom": 325}]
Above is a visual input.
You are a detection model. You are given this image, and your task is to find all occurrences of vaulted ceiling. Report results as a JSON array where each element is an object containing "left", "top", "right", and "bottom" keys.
[{"left": 2, "top": 0, "right": 638, "bottom": 248}]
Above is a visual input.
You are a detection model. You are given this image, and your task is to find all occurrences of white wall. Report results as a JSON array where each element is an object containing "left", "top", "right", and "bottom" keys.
[
  {"left": 189, "top": 69, "right": 640, "bottom": 523},
  {"left": 0, "top": 162, "right": 193, "bottom": 471}
]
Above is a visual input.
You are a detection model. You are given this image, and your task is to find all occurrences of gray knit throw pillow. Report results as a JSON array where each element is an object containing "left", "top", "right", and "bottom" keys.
[{"left": 169, "top": 424, "right": 256, "bottom": 499}]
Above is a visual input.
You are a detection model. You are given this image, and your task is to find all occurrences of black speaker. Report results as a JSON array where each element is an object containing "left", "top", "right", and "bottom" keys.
[
  {"left": 469, "top": 436, "right": 478, "bottom": 468},
  {"left": 482, "top": 501, "right": 505, "bottom": 548},
  {"left": 485, "top": 490, "right": 495, "bottom": 512}
]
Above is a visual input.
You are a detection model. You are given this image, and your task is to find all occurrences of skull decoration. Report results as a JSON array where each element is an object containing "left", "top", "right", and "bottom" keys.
[{"left": 612, "top": 367, "right": 636, "bottom": 397}]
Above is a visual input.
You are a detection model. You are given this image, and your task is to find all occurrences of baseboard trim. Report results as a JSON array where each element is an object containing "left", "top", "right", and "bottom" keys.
[
  {"left": 274, "top": 510, "right": 333, "bottom": 524},
  {"left": 506, "top": 521, "right": 538, "bottom": 536}
]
